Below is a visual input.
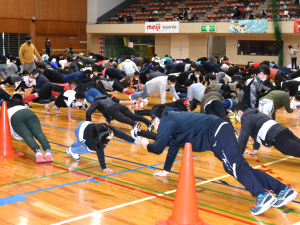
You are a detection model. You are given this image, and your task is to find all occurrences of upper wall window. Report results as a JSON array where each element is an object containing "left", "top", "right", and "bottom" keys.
[{"left": 238, "top": 40, "right": 281, "bottom": 56}]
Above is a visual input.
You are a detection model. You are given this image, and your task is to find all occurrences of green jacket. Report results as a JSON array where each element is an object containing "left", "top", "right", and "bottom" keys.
[
  {"left": 260, "top": 90, "right": 293, "bottom": 120},
  {"left": 200, "top": 89, "right": 222, "bottom": 113}
]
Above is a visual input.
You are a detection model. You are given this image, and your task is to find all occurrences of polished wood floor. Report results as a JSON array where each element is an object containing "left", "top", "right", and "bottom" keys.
[{"left": 0, "top": 86, "right": 300, "bottom": 225}]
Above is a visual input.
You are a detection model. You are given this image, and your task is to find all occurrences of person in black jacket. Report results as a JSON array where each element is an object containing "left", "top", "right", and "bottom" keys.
[
  {"left": 235, "top": 101, "right": 300, "bottom": 157},
  {"left": 140, "top": 104, "right": 297, "bottom": 215},
  {"left": 127, "top": 13, "right": 133, "bottom": 22},
  {"left": 78, "top": 70, "right": 103, "bottom": 103},
  {"left": 242, "top": 64, "right": 269, "bottom": 108},
  {"left": 133, "top": 98, "right": 197, "bottom": 116},
  {"left": 45, "top": 38, "right": 51, "bottom": 56},
  {"left": 281, "top": 81, "right": 300, "bottom": 96},
  {"left": 66, "top": 122, "right": 141, "bottom": 172},
  {"left": 86, "top": 94, "right": 152, "bottom": 131},
  {"left": 118, "top": 15, "right": 125, "bottom": 22}
]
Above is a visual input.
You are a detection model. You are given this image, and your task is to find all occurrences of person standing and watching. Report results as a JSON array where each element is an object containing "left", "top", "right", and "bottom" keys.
[
  {"left": 19, "top": 35, "right": 42, "bottom": 72},
  {"left": 45, "top": 38, "right": 51, "bottom": 56},
  {"left": 288, "top": 45, "right": 298, "bottom": 69}
]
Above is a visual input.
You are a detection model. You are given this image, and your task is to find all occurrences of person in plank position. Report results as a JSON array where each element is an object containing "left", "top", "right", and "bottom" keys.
[{"left": 140, "top": 104, "right": 298, "bottom": 215}]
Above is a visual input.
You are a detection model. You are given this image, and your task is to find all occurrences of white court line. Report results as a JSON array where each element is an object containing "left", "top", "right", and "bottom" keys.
[
  {"left": 51, "top": 156, "right": 294, "bottom": 225},
  {"left": 293, "top": 222, "right": 300, "bottom": 225}
]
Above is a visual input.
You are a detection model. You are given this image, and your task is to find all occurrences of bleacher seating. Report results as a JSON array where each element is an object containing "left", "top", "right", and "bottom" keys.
[{"left": 103, "top": 0, "right": 299, "bottom": 24}]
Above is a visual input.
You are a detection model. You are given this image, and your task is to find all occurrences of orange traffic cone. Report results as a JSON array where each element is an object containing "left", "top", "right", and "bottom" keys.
[
  {"left": 156, "top": 143, "right": 209, "bottom": 225},
  {"left": 0, "top": 101, "right": 24, "bottom": 159}
]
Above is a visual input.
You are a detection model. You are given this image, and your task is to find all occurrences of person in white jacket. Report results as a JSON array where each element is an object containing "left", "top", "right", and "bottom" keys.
[
  {"left": 288, "top": 45, "right": 298, "bottom": 69},
  {"left": 129, "top": 75, "right": 179, "bottom": 104},
  {"left": 120, "top": 56, "right": 139, "bottom": 76}
]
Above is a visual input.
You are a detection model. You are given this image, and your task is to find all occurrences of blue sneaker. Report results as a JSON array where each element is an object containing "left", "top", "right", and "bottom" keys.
[
  {"left": 250, "top": 191, "right": 277, "bottom": 215},
  {"left": 66, "top": 147, "right": 81, "bottom": 161},
  {"left": 273, "top": 186, "right": 298, "bottom": 208}
]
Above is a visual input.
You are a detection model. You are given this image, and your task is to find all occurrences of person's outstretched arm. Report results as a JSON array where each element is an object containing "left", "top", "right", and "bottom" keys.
[{"left": 68, "top": 106, "right": 75, "bottom": 122}]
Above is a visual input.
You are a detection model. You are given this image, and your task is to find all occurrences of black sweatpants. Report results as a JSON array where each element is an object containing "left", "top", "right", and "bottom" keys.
[
  {"left": 291, "top": 57, "right": 297, "bottom": 69},
  {"left": 0, "top": 76, "right": 13, "bottom": 85},
  {"left": 210, "top": 119, "right": 286, "bottom": 197},
  {"left": 204, "top": 100, "right": 233, "bottom": 128},
  {"left": 275, "top": 70, "right": 292, "bottom": 82},
  {"left": 135, "top": 109, "right": 151, "bottom": 116},
  {"left": 0, "top": 88, "right": 11, "bottom": 102},
  {"left": 113, "top": 79, "right": 124, "bottom": 92},
  {"left": 137, "top": 130, "right": 157, "bottom": 140},
  {"left": 108, "top": 104, "right": 151, "bottom": 127},
  {"left": 15, "top": 80, "right": 30, "bottom": 92},
  {"left": 273, "top": 129, "right": 300, "bottom": 157},
  {"left": 175, "top": 83, "right": 187, "bottom": 93},
  {"left": 37, "top": 83, "right": 53, "bottom": 100}
]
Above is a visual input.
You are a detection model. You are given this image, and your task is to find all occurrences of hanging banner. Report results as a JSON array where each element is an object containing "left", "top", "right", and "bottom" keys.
[
  {"left": 294, "top": 19, "right": 300, "bottom": 33},
  {"left": 230, "top": 20, "right": 268, "bottom": 33},
  {"left": 145, "top": 22, "right": 179, "bottom": 33}
]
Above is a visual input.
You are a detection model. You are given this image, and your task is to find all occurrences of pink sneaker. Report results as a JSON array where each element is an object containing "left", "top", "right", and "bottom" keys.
[
  {"left": 45, "top": 105, "right": 51, "bottom": 115},
  {"left": 45, "top": 150, "right": 53, "bottom": 162},
  {"left": 52, "top": 106, "right": 60, "bottom": 114},
  {"left": 35, "top": 150, "right": 45, "bottom": 163}
]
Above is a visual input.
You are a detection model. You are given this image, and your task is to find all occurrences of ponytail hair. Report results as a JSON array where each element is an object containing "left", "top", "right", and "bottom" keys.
[{"left": 93, "top": 123, "right": 112, "bottom": 149}]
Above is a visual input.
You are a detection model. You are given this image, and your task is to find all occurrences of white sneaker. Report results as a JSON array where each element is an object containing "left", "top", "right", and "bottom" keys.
[
  {"left": 143, "top": 98, "right": 148, "bottom": 105},
  {"left": 13, "top": 91, "right": 18, "bottom": 94},
  {"left": 129, "top": 94, "right": 133, "bottom": 101},
  {"left": 66, "top": 147, "right": 81, "bottom": 161},
  {"left": 1, "top": 84, "right": 5, "bottom": 88},
  {"left": 21, "top": 91, "right": 24, "bottom": 95},
  {"left": 130, "top": 130, "right": 141, "bottom": 141}
]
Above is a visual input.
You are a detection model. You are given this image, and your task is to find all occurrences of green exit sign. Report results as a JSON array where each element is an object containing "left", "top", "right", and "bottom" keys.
[{"left": 201, "top": 26, "right": 216, "bottom": 32}]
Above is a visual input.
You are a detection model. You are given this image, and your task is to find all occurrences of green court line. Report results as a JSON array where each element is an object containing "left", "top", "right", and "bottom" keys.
[
  {"left": 0, "top": 156, "right": 101, "bottom": 188},
  {"left": 48, "top": 147, "right": 299, "bottom": 216},
  {"left": 26, "top": 149, "right": 274, "bottom": 224},
  {"left": 0, "top": 171, "right": 68, "bottom": 187}
]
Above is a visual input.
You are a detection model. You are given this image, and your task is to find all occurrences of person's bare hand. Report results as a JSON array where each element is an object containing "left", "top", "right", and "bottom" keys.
[
  {"left": 103, "top": 167, "right": 113, "bottom": 172},
  {"left": 134, "top": 140, "right": 141, "bottom": 146},
  {"left": 245, "top": 150, "right": 258, "bottom": 155},
  {"left": 21, "top": 62, "right": 24, "bottom": 65},
  {"left": 153, "top": 170, "right": 169, "bottom": 177},
  {"left": 141, "top": 138, "right": 149, "bottom": 148},
  {"left": 69, "top": 119, "right": 76, "bottom": 122}
]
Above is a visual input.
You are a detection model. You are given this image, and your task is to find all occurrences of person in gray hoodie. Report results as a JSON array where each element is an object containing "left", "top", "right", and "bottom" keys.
[{"left": 120, "top": 55, "right": 139, "bottom": 76}]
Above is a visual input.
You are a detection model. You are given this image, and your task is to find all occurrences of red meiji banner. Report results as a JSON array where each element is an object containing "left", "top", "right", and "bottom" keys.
[{"left": 145, "top": 22, "right": 179, "bottom": 33}]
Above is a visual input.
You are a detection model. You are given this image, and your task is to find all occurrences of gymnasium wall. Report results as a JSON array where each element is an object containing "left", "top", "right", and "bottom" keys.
[
  {"left": 0, "top": 0, "right": 87, "bottom": 55},
  {"left": 87, "top": 21, "right": 298, "bottom": 66}
]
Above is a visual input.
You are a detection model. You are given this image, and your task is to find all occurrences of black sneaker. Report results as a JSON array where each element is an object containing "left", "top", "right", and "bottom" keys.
[
  {"left": 133, "top": 122, "right": 141, "bottom": 132},
  {"left": 250, "top": 191, "right": 277, "bottom": 215},
  {"left": 273, "top": 186, "right": 298, "bottom": 208},
  {"left": 148, "top": 123, "right": 154, "bottom": 132}
]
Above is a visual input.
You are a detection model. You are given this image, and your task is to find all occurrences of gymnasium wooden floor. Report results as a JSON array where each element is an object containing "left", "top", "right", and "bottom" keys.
[{"left": 0, "top": 86, "right": 300, "bottom": 225}]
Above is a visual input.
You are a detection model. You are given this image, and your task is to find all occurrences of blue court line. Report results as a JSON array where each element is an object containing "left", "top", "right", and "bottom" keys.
[
  {"left": 0, "top": 148, "right": 182, "bottom": 206},
  {"left": 48, "top": 141, "right": 247, "bottom": 191}
]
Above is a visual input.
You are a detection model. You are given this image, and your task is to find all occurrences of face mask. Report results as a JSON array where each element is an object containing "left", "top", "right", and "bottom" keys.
[
  {"left": 135, "top": 78, "right": 139, "bottom": 80},
  {"left": 27, "top": 41, "right": 31, "bottom": 45},
  {"left": 261, "top": 75, "right": 266, "bottom": 81},
  {"left": 170, "top": 84, "right": 175, "bottom": 87},
  {"left": 236, "top": 114, "right": 241, "bottom": 122},
  {"left": 195, "top": 75, "right": 200, "bottom": 78}
]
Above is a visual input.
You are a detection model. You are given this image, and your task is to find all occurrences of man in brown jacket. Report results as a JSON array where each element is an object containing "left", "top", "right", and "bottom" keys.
[{"left": 19, "top": 35, "right": 42, "bottom": 72}]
